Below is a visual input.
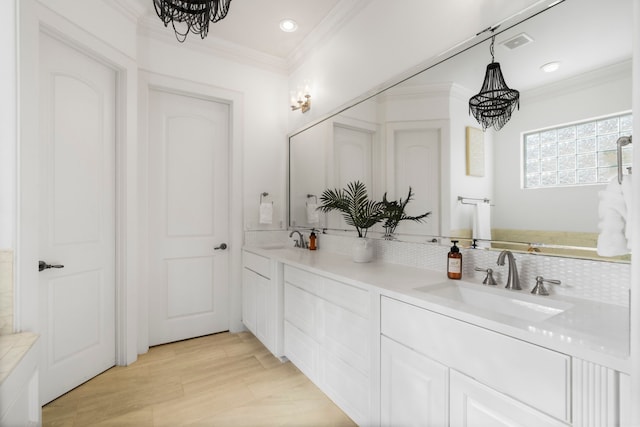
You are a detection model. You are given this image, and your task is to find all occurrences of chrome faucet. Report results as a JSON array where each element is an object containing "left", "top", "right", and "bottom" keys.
[
  {"left": 496, "top": 250, "right": 522, "bottom": 290},
  {"left": 289, "top": 230, "right": 307, "bottom": 248}
]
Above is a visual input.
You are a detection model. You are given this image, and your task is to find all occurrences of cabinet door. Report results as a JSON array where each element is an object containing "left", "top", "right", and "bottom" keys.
[
  {"left": 381, "top": 336, "right": 448, "bottom": 427},
  {"left": 322, "top": 301, "right": 371, "bottom": 426},
  {"left": 573, "top": 358, "right": 624, "bottom": 427},
  {"left": 241, "top": 268, "right": 257, "bottom": 334},
  {"left": 254, "top": 271, "right": 270, "bottom": 345},
  {"left": 449, "top": 370, "right": 567, "bottom": 427}
]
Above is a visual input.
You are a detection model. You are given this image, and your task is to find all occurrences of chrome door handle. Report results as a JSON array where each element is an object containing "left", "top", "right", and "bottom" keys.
[
  {"left": 214, "top": 243, "right": 228, "bottom": 250},
  {"left": 39, "top": 260, "right": 64, "bottom": 272}
]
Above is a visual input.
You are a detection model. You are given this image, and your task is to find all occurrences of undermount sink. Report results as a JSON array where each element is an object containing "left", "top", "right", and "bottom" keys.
[{"left": 414, "top": 280, "right": 573, "bottom": 323}]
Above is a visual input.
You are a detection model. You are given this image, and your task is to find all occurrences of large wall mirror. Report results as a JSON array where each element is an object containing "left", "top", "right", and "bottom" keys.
[{"left": 289, "top": 0, "right": 633, "bottom": 261}]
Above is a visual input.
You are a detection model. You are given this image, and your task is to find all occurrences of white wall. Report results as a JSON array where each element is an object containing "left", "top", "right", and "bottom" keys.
[
  {"left": 288, "top": 0, "right": 544, "bottom": 133},
  {"left": 492, "top": 62, "right": 632, "bottom": 232},
  {"left": 0, "top": 0, "right": 17, "bottom": 250},
  {"left": 137, "top": 36, "right": 289, "bottom": 232},
  {"left": 449, "top": 86, "right": 494, "bottom": 234}
]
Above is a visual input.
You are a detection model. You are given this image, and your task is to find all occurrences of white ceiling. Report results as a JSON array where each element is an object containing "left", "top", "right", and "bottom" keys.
[
  {"left": 399, "top": 0, "right": 632, "bottom": 94},
  {"left": 127, "top": 0, "right": 632, "bottom": 89},
  {"left": 132, "top": 0, "right": 342, "bottom": 59}
]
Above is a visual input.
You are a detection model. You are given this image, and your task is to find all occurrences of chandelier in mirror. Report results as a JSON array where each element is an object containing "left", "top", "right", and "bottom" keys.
[
  {"left": 153, "top": 0, "right": 232, "bottom": 42},
  {"left": 469, "top": 34, "right": 520, "bottom": 131}
]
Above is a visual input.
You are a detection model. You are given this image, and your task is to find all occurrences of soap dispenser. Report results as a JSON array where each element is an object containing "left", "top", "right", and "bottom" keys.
[
  {"left": 447, "top": 240, "right": 462, "bottom": 279},
  {"left": 309, "top": 229, "right": 317, "bottom": 251}
]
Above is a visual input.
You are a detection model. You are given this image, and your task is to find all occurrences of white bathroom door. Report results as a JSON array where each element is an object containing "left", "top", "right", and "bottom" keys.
[
  {"left": 38, "top": 33, "right": 117, "bottom": 404},
  {"left": 329, "top": 124, "right": 375, "bottom": 231},
  {"left": 148, "top": 89, "right": 230, "bottom": 346},
  {"left": 387, "top": 122, "right": 441, "bottom": 237}
]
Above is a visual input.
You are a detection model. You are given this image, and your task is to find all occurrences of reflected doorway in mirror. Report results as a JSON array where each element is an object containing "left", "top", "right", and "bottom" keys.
[{"left": 466, "top": 127, "right": 485, "bottom": 177}]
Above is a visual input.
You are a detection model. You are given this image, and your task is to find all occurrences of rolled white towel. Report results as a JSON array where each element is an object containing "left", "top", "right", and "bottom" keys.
[{"left": 597, "top": 178, "right": 629, "bottom": 256}]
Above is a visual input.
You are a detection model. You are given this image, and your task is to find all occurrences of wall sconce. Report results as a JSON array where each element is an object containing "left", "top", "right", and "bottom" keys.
[{"left": 291, "top": 94, "right": 311, "bottom": 113}]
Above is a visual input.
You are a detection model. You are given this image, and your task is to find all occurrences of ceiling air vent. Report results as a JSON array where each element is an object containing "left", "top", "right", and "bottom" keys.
[{"left": 501, "top": 33, "right": 534, "bottom": 50}]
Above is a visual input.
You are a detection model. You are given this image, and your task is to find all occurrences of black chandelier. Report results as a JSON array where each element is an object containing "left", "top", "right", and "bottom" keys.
[
  {"left": 469, "top": 35, "right": 520, "bottom": 131},
  {"left": 153, "top": 0, "right": 232, "bottom": 42}
]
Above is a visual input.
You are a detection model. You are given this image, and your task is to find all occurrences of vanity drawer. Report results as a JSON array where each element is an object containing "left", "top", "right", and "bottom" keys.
[
  {"left": 284, "top": 320, "right": 320, "bottom": 383},
  {"left": 323, "top": 277, "right": 369, "bottom": 319},
  {"left": 324, "top": 300, "right": 370, "bottom": 375},
  {"left": 284, "top": 283, "right": 322, "bottom": 339},
  {"left": 381, "top": 296, "right": 571, "bottom": 422},
  {"left": 243, "top": 251, "right": 270, "bottom": 278},
  {"left": 284, "top": 265, "right": 323, "bottom": 296}
]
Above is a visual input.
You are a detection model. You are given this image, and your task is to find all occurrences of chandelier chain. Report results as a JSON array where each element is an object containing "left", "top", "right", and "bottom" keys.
[{"left": 490, "top": 35, "right": 495, "bottom": 63}]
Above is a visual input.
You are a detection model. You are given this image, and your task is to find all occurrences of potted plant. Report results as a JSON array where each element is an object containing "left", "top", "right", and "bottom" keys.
[
  {"left": 381, "top": 187, "right": 431, "bottom": 240},
  {"left": 318, "top": 181, "right": 384, "bottom": 262}
]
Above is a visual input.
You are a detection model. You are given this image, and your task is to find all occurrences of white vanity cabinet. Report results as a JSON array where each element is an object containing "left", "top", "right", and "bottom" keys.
[
  {"left": 572, "top": 358, "right": 630, "bottom": 426},
  {"left": 283, "top": 265, "right": 372, "bottom": 426},
  {"left": 241, "top": 250, "right": 284, "bottom": 358},
  {"left": 380, "top": 335, "right": 448, "bottom": 426},
  {"left": 381, "top": 296, "right": 571, "bottom": 427},
  {"left": 449, "top": 370, "right": 567, "bottom": 427}
]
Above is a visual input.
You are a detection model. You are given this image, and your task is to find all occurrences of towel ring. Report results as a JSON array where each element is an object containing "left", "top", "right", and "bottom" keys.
[
  {"left": 306, "top": 194, "right": 317, "bottom": 204},
  {"left": 260, "top": 192, "right": 272, "bottom": 204}
]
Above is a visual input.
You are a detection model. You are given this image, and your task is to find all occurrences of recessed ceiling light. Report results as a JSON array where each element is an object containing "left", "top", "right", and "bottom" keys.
[
  {"left": 541, "top": 61, "right": 561, "bottom": 73},
  {"left": 279, "top": 19, "right": 298, "bottom": 33}
]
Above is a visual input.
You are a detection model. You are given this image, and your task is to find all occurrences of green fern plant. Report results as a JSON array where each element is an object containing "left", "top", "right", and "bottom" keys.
[
  {"left": 381, "top": 187, "right": 431, "bottom": 235},
  {"left": 318, "top": 181, "right": 384, "bottom": 238}
]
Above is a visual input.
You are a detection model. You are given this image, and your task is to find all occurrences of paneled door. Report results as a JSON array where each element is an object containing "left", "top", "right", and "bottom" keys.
[
  {"left": 328, "top": 123, "right": 375, "bottom": 231},
  {"left": 38, "top": 33, "right": 117, "bottom": 404},
  {"left": 381, "top": 336, "right": 448, "bottom": 427},
  {"left": 387, "top": 121, "right": 441, "bottom": 236},
  {"left": 148, "top": 89, "right": 230, "bottom": 346}
]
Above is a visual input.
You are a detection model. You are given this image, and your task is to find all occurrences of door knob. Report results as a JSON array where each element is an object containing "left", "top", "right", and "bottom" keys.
[
  {"left": 214, "top": 243, "right": 228, "bottom": 250},
  {"left": 39, "top": 260, "right": 64, "bottom": 272}
]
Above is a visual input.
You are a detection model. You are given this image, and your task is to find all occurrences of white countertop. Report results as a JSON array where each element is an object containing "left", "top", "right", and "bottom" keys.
[
  {"left": 245, "top": 246, "right": 630, "bottom": 373},
  {"left": 0, "top": 332, "right": 39, "bottom": 385}
]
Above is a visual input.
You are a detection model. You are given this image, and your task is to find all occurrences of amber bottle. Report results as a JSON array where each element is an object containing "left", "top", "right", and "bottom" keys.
[
  {"left": 309, "top": 230, "right": 317, "bottom": 250},
  {"left": 447, "top": 240, "right": 462, "bottom": 279}
]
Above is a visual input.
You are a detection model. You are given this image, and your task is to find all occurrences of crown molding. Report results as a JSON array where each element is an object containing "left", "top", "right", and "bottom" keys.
[
  {"left": 103, "top": 0, "right": 370, "bottom": 75},
  {"left": 137, "top": 15, "right": 289, "bottom": 75},
  {"left": 522, "top": 59, "right": 632, "bottom": 104},
  {"left": 106, "top": 0, "right": 149, "bottom": 24},
  {"left": 286, "top": 0, "right": 373, "bottom": 74}
]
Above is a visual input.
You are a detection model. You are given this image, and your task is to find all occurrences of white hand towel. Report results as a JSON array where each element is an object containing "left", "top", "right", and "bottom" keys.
[
  {"left": 597, "top": 178, "right": 629, "bottom": 256},
  {"left": 306, "top": 203, "right": 319, "bottom": 224},
  {"left": 259, "top": 202, "right": 273, "bottom": 225},
  {"left": 472, "top": 202, "right": 491, "bottom": 247}
]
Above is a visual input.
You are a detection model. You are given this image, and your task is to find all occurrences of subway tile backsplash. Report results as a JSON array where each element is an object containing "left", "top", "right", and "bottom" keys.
[{"left": 245, "top": 231, "right": 630, "bottom": 308}]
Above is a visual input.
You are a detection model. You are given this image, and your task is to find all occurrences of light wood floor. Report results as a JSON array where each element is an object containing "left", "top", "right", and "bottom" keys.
[{"left": 43, "top": 332, "right": 357, "bottom": 426}]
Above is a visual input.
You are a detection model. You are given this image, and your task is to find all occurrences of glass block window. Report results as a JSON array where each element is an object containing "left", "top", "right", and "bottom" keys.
[{"left": 523, "top": 113, "right": 633, "bottom": 188}]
